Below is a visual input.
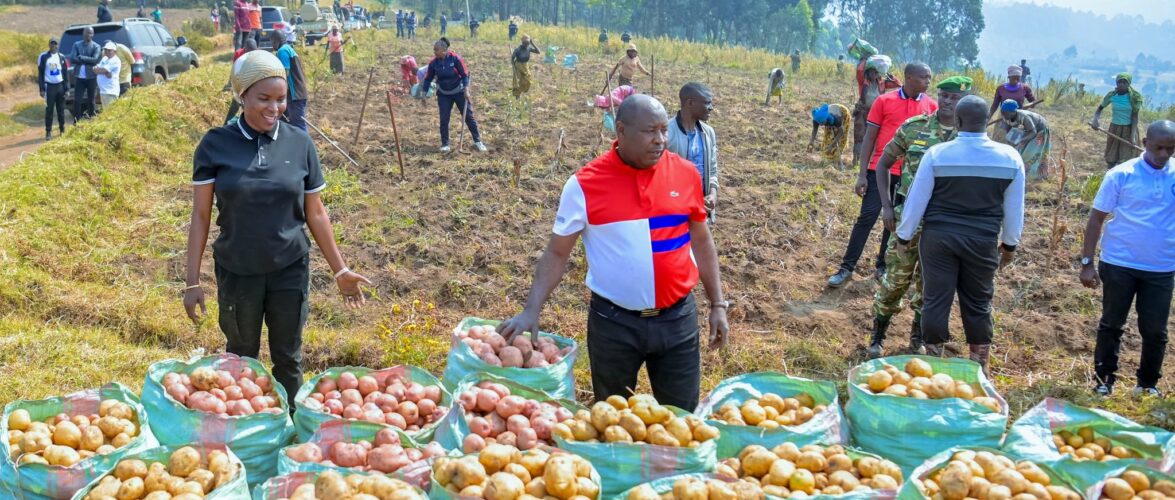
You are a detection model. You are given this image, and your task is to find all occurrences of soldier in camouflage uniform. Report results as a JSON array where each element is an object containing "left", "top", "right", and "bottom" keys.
[{"left": 866, "top": 76, "right": 973, "bottom": 358}]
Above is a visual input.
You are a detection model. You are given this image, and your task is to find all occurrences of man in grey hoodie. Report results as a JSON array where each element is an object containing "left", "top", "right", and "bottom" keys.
[{"left": 666, "top": 82, "right": 718, "bottom": 221}]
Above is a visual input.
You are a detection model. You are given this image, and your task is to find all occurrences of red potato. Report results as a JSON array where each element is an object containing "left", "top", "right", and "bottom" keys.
[
  {"left": 210, "top": 388, "right": 227, "bottom": 401},
  {"left": 481, "top": 383, "right": 509, "bottom": 399},
  {"left": 496, "top": 431, "right": 517, "bottom": 447},
  {"left": 511, "top": 336, "right": 534, "bottom": 360},
  {"left": 239, "top": 379, "right": 262, "bottom": 400},
  {"left": 237, "top": 367, "right": 257, "bottom": 381},
  {"left": 256, "top": 376, "right": 273, "bottom": 393},
  {"left": 486, "top": 333, "right": 507, "bottom": 351},
  {"left": 306, "top": 370, "right": 449, "bottom": 430},
  {"left": 480, "top": 352, "right": 503, "bottom": 367},
  {"left": 358, "top": 376, "right": 379, "bottom": 397},
  {"left": 406, "top": 448, "right": 424, "bottom": 461},
  {"left": 489, "top": 414, "right": 507, "bottom": 435},
  {"left": 330, "top": 442, "right": 367, "bottom": 468},
  {"left": 506, "top": 415, "right": 530, "bottom": 435},
  {"left": 338, "top": 372, "right": 360, "bottom": 391},
  {"left": 460, "top": 391, "right": 479, "bottom": 412},
  {"left": 424, "top": 386, "right": 442, "bottom": 402},
  {"left": 499, "top": 347, "right": 524, "bottom": 368},
  {"left": 309, "top": 393, "right": 325, "bottom": 403},
  {"left": 303, "top": 398, "right": 325, "bottom": 412},
  {"left": 163, "top": 373, "right": 182, "bottom": 387},
  {"left": 224, "top": 386, "right": 244, "bottom": 401},
  {"left": 385, "top": 412, "right": 407, "bottom": 429},
  {"left": 516, "top": 428, "right": 539, "bottom": 450},
  {"left": 317, "top": 378, "right": 338, "bottom": 395},
  {"left": 216, "top": 370, "right": 235, "bottom": 389},
  {"left": 343, "top": 405, "right": 364, "bottom": 420},
  {"left": 476, "top": 390, "right": 501, "bottom": 414},
  {"left": 374, "top": 428, "right": 401, "bottom": 447},
  {"left": 398, "top": 401, "right": 420, "bottom": 422},
  {"left": 386, "top": 383, "right": 406, "bottom": 401},
  {"left": 469, "top": 417, "right": 492, "bottom": 437},
  {"left": 418, "top": 398, "right": 437, "bottom": 417},
  {"left": 358, "top": 440, "right": 373, "bottom": 451},
  {"left": 340, "top": 389, "right": 363, "bottom": 408},
  {"left": 363, "top": 404, "right": 384, "bottom": 423},
  {"left": 525, "top": 356, "right": 550, "bottom": 369},
  {"left": 166, "top": 384, "right": 190, "bottom": 405},
  {"left": 464, "top": 433, "right": 487, "bottom": 453},
  {"left": 287, "top": 443, "right": 323, "bottom": 463},
  {"left": 325, "top": 399, "right": 344, "bottom": 415},
  {"left": 369, "top": 446, "right": 411, "bottom": 473},
  {"left": 496, "top": 396, "right": 526, "bottom": 418}
]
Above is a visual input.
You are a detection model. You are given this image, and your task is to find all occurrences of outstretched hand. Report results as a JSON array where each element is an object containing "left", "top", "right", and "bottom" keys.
[
  {"left": 336, "top": 270, "right": 372, "bottom": 309},
  {"left": 498, "top": 309, "right": 539, "bottom": 342}
]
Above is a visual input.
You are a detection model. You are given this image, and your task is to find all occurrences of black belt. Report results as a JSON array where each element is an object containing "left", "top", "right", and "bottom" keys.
[{"left": 593, "top": 293, "right": 689, "bottom": 318}]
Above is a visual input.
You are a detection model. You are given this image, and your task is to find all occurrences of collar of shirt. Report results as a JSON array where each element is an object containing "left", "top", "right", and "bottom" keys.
[
  {"left": 897, "top": 88, "right": 924, "bottom": 101},
  {"left": 237, "top": 116, "right": 281, "bottom": 141},
  {"left": 1140, "top": 155, "right": 1171, "bottom": 173},
  {"left": 956, "top": 131, "right": 986, "bottom": 139}
]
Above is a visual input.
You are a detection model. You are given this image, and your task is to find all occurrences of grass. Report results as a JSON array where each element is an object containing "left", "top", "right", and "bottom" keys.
[
  {"left": 0, "top": 21, "right": 1172, "bottom": 436},
  {"left": 0, "top": 112, "right": 25, "bottom": 137}
]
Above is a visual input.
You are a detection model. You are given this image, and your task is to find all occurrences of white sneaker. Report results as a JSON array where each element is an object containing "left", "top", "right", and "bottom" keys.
[
  {"left": 439, "top": 145, "right": 451, "bottom": 153},
  {"left": 474, "top": 141, "right": 488, "bottom": 152}
]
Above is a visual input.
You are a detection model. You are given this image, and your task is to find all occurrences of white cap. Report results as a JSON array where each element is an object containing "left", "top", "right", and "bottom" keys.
[{"left": 103, "top": 41, "right": 117, "bottom": 50}]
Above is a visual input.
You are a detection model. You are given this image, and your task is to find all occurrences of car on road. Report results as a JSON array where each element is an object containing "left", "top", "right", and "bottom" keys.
[
  {"left": 260, "top": 6, "right": 294, "bottom": 49},
  {"left": 59, "top": 18, "right": 198, "bottom": 103}
]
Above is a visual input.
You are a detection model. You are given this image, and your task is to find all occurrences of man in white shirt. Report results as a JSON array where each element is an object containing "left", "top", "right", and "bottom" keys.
[
  {"left": 38, "top": 38, "right": 69, "bottom": 139},
  {"left": 1081, "top": 120, "right": 1175, "bottom": 397},
  {"left": 94, "top": 41, "right": 121, "bottom": 111}
]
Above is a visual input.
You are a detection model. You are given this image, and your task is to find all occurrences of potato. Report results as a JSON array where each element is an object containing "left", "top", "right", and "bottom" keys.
[
  {"left": 168, "top": 447, "right": 201, "bottom": 478},
  {"left": 1015, "top": 461, "right": 1050, "bottom": 485},
  {"left": 453, "top": 457, "right": 489, "bottom": 490},
  {"left": 52, "top": 421, "right": 82, "bottom": 449},
  {"left": 617, "top": 413, "right": 647, "bottom": 442},
  {"left": 314, "top": 470, "right": 351, "bottom": 499},
  {"left": 117, "top": 477, "right": 145, "bottom": 500},
  {"left": 575, "top": 476, "right": 600, "bottom": 499},
  {"left": 114, "top": 459, "right": 148, "bottom": 481},
  {"left": 742, "top": 449, "right": 778, "bottom": 478},
  {"left": 1121, "top": 470, "right": 1150, "bottom": 492},
  {"left": 867, "top": 371, "right": 893, "bottom": 392},
  {"left": 8, "top": 409, "right": 31, "bottom": 432},
  {"left": 479, "top": 443, "right": 515, "bottom": 474},
  {"left": 627, "top": 484, "right": 660, "bottom": 500},
  {"left": 664, "top": 418, "right": 692, "bottom": 446},
  {"left": 188, "top": 468, "right": 215, "bottom": 494},
  {"left": 143, "top": 492, "right": 173, "bottom": 500},
  {"left": 672, "top": 477, "right": 709, "bottom": 500},
  {"left": 1102, "top": 477, "right": 1134, "bottom": 500},
  {"left": 789, "top": 468, "right": 815, "bottom": 494},
  {"left": 589, "top": 403, "right": 620, "bottom": 433},
  {"left": 485, "top": 472, "right": 526, "bottom": 500},
  {"left": 938, "top": 463, "right": 972, "bottom": 500},
  {"left": 544, "top": 454, "right": 579, "bottom": 500}
]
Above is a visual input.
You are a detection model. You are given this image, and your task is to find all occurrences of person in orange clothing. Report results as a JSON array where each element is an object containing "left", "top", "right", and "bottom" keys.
[
  {"left": 248, "top": 0, "right": 262, "bottom": 46},
  {"left": 325, "top": 25, "right": 349, "bottom": 74}
]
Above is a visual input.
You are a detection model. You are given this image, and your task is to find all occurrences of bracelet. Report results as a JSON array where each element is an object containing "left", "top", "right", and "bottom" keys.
[
  {"left": 183, "top": 284, "right": 201, "bottom": 291},
  {"left": 710, "top": 300, "right": 730, "bottom": 310},
  {"left": 334, "top": 267, "right": 350, "bottom": 279}
]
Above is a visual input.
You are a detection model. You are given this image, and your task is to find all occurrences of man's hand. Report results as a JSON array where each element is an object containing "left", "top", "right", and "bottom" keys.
[
  {"left": 1089, "top": 118, "right": 1100, "bottom": 130},
  {"left": 895, "top": 238, "right": 912, "bottom": 261},
  {"left": 708, "top": 306, "right": 729, "bottom": 350},
  {"left": 498, "top": 309, "right": 539, "bottom": 342},
  {"left": 39, "top": 89, "right": 45, "bottom": 98},
  {"left": 854, "top": 171, "right": 868, "bottom": 197},
  {"left": 806, "top": 139, "right": 815, "bottom": 152},
  {"left": 704, "top": 192, "right": 717, "bottom": 213},
  {"left": 336, "top": 270, "right": 373, "bottom": 309},
  {"left": 1080, "top": 265, "right": 1100, "bottom": 289},
  {"left": 998, "top": 247, "right": 1015, "bottom": 271},
  {"left": 183, "top": 287, "right": 207, "bottom": 324},
  {"left": 881, "top": 205, "right": 896, "bottom": 233}
]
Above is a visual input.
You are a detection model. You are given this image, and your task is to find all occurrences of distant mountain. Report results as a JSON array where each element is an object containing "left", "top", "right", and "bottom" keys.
[{"left": 978, "top": 2, "right": 1175, "bottom": 106}]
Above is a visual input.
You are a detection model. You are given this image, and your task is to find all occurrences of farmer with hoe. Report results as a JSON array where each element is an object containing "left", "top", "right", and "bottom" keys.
[
  {"left": 807, "top": 102, "right": 850, "bottom": 169},
  {"left": 498, "top": 94, "right": 730, "bottom": 411},
  {"left": 1091, "top": 73, "right": 1144, "bottom": 169},
  {"left": 609, "top": 43, "right": 651, "bottom": 88},
  {"left": 184, "top": 49, "right": 371, "bottom": 405},
  {"left": 895, "top": 95, "right": 1025, "bottom": 372},
  {"left": 667, "top": 82, "right": 719, "bottom": 222},
  {"left": 511, "top": 34, "right": 540, "bottom": 99},
  {"left": 988, "top": 64, "right": 1036, "bottom": 120},
  {"left": 868, "top": 76, "right": 971, "bottom": 358},
  {"left": 827, "top": 62, "right": 935, "bottom": 288},
  {"left": 996, "top": 99, "right": 1052, "bottom": 179},
  {"left": 420, "top": 37, "right": 488, "bottom": 153},
  {"left": 1081, "top": 120, "right": 1175, "bottom": 397},
  {"left": 325, "top": 25, "right": 349, "bottom": 75}
]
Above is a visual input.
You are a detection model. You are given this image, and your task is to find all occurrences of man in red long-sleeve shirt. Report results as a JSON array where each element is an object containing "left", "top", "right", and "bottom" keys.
[{"left": 233, "top": 0, "right": 250, "bottom": 49}]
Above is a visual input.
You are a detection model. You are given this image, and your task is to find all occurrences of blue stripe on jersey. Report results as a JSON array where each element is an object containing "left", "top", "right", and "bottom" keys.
[
  {"left": 648, "top": 214, "right": 689, "bottom": 229},
  {"left": 651, "top": 232, "right": 691, "bottom": 253}
]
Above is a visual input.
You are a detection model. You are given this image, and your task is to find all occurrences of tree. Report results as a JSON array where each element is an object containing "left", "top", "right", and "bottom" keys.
[{"left": 832, "top": 0, "right": 983, "bottom": 68}]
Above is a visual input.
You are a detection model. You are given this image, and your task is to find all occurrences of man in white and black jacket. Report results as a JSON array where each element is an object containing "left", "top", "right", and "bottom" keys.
[
  {"left": 38, "top": 38, "right": 70, "bottom": 139},
  {"left": 893, "top": 95, "right": 1025, "bottom": 371}
]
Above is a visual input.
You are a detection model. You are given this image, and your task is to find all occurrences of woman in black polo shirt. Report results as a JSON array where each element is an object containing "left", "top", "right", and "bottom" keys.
[{"left": 183, "top": 50, "right": 370, "bottom": 402}]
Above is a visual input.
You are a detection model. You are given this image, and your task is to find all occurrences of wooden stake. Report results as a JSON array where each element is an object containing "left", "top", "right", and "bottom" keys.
[
  {"left": 352, "top": 67, "right": 376, "bottom": 148},
  {"left": 385, "top": 90, "right": 406, "bottom": 180},
  {"left": 1093, "top": 125, "right": 1144, "bottom": 152},
  {"left": 650, "top": 54, "right": 655, "bottom": 99},
  {"left": 512, "top": 158, "right": 521, "bottom": 187},
  {"left": 550, "top": 127, "right": 565, "bottom": 172}
]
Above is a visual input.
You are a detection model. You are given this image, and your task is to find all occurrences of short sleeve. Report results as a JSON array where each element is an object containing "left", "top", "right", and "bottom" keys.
[
  {"left": 192, "top": 133, "right": 218, "bottom": 185},
  {"left": 304, "top": 138, "right": 326, "bottom": 193},
  {"left": 865, "top": 95, "right": 885, "bottom": 126},
  {"left": 882, "top": 123, "right": 912, "bottom": 160},
  {"left": 1091, "top": 170, "right": 1121, "bottom": 214},
  {"left": 277, "top": 47, "right": 292, "bottom": 69},
  {"left": 552, "top": 176, "right": 587, "bottom": 236}
]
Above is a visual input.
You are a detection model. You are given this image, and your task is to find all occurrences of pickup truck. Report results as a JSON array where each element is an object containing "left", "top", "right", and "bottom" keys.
[{"left": 297, "top": 1, "right": 338, "bottom": 46}]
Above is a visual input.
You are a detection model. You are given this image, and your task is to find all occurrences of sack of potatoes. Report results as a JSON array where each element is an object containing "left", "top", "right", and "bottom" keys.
[
  {"left": 1, "top": 383, "right": 158, "bottom": 500},
  {"left": 695, "top": 372, "right": 846, "bottom": 457},
  {"left": 430, "top": 443, "right": 601, "bottom": 500},
  {"left": 714, "top": 442, "right": 903, "bottom": 497},
  {"left": 294, "top": 365, "right": 452, "bottom": 443},
  {"left": 442, "top": 318, "right": 579, "bottom": 400},
  {"left": 900, "top": 447, "right": 1083, "bottom": 500},
  {"left": 74, "top": 445, "right": 250, "bottom": 499},
  {"left": 1090, "top": 466, "right": 1175, "bottom": 500},
  {"left": 279, "top": 419, "right": 448, "bottom": 489},
  {"left": 436, "top": 375, "right": 582, "bottom": 454},
  {"left": 621, "top": 473, "right": 763, "bottom": 500},
  {"left": 553, "top": 394, "right": 720, "bottom": 498},
  {"left": 845, "top": 356, "right": 1008, "bottom": 472},
  {"left": 257, "top": 469, "right": 426, "bottom": 500}
]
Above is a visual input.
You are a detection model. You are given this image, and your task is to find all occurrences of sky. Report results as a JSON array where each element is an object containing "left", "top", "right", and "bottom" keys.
[{"left": 987, "top": 0, "right": 1175, "bottom": 23}]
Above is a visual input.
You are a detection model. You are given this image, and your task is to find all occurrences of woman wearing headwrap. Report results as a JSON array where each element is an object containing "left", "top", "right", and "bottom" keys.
[
  {"left": 420, "top": 37, "right": 488, "bottom": 152},
  {"left": 184, "top": 50, "right": 371, "bottom": 403},
  {"left": 765, "top": 68, "right": 785, "bottom": 106},
  {"left": 807, "top": 102, "right": 850, "bottom": 168},
  {"left": 988, "top": 63, "right": 1036, "bottom": 118},
  {"left": 510, "top": 34, "right": 540, "bottom": 99},
  {"left": 997, "top": 99, "right": 1052, "bottom": 179},
  {"left": 1091, "top": 72, "right": 1144, "bottom": 168}
]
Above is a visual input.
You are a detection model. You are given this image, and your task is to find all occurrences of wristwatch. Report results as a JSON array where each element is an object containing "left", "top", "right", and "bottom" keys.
[
  {"left": 1081, "top": 256, "right": 1093, "bottom": 267},
  {"left": 1000, "top": 243, "right": 1017, "bottom": 252},
  {"left": 710, "top": 300, "right": 730, "bottom": 310}
]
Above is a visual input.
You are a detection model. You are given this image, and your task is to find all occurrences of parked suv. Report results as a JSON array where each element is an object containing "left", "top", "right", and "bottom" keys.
[
  {"left": 259, "top": 6, "right": 293, "bottom": 49},
  {"left": 60, "top": 18, "right": 198, "bottom": 103}
]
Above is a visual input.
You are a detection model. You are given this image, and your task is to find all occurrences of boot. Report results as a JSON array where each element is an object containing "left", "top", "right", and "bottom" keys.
[
  {"left": 867, "top": 315, "right": 890, "bottom": 359},
  {"left": 909, "top": 313, "right": 926, "bottom": 355},
  {"left": 969, "top": 344, "right": 992, "bottom": 375},
  {"left": 925, "top": 343, "right": 945, "bottom": 356}
]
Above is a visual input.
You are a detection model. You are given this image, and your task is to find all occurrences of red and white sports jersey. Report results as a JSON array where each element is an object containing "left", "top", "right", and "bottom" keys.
[{"left": 553, "top": 145, "right": 708, "bottom": 310}]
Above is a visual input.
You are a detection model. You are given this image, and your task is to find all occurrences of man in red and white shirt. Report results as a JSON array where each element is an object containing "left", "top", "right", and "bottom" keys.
[{"left": 500, "top": 95, "right": 729, "bottom": 411}]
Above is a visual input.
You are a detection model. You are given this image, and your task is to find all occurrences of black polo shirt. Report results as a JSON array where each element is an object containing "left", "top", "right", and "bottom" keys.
[{"left": 192, "top": 118, "right": 326, "bottom": 275}]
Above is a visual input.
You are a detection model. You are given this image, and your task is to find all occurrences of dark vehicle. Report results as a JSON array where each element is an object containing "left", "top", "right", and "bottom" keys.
[
  {"left": 260, "top": 6, "right": 293, "bottom": 49},
  {"left": 60, "top": 18, "right": 198, "bottom": 103}
]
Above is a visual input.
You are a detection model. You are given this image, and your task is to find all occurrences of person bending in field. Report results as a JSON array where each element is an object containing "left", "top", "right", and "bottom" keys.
[
  {"left": 996, "top": 99, "right": 1051, "bottom": 179},
  {"left": 807, "top": 103, "right": 850, "bottom": 169},
  {"left": 765, "top": 68, "right": 785, "bottom": 106},
  {"left": 1081, "top": 120, "right": 1175, "bottom": 397}
]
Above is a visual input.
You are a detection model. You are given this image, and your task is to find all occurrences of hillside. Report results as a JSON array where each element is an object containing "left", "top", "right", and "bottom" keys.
[{"left": 0, "top": 21, "right": 1171, "bottom": 427}]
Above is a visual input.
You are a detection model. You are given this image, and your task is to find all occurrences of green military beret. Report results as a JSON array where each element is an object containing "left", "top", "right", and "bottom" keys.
[{"left": 936, "top": 75, "right": 973, "bottom": 93}]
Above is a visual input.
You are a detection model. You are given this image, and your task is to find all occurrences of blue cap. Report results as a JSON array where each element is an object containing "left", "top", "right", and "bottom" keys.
[
  {"left": 1000, "top": 99, "right": 1019, "bottom": 112},
  {"left": 812, "top": 104, "right": 831, "bottom": 124}
]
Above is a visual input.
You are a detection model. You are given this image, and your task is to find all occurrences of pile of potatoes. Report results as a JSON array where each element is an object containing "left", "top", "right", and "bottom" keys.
[
  {"left": 714, "top": 442, "right": 903, "bottom": 497},
  {"left": 163, "top": 366, "right": 284, "bottom": 417},
  {"left": 860, "top": 358, "right": 1001, "bottom": 412},
  {"left": 278, "top": 470, "right": 424, "bottom": 500},
  {"left": 457, "top": 380, "right": 576, "bottom": 452},
  {"left": 1053, "top": 427, "right": 1143, "bottom": 462},
  {"left": 285, "top": 427, "right": 447, "bottom": 474},
  {"left": 626, "top": 476, "right": 765, "bottom": 500},
  {"left": 1099, "top": 470, "right": 1175, "bottom": 500},
  {"left": 7, "top": 399, "right": 140, "bottom": 467},
  {"left": 708, "top": 392, "right": 826, "bottom": 428},
  {"left": 554, "top": 395, "right": 719, "bottom": 447},
  {"left": 302, "top": 371, "right": 447, "bottom": 432},
  {"left": 456, "top": 325, "right": 571, "bottom": 368},
  {"left": 432, "top": 443, "right": 600, "bottom": 499},
  {"left": 915, "top": 449, "right": 1082, "bottom": 500},
  {"left": 80, "top": 446, "right": 240, "bottom": 500}
]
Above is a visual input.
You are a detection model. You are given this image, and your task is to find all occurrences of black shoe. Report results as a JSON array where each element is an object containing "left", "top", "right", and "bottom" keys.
[
  {"left": 909, "top": 314, "right": 926, "bottom": 354},
  {"left": 867, "top": 315, "right": 890, "bottom": 359},
  {"left": 1094, "top": 384, "right": 1113, "bottom": 396},
  {"left": 827, "top": 269, "right": 852, "bottom": 288},
  {"left": 45, "top": 131, "right": 52, "bottom": 140}
]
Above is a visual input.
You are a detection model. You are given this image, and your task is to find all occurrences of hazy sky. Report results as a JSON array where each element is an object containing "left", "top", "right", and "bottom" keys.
[{"left": 987, "top": 0, "right": 1175, "bottom": 23}]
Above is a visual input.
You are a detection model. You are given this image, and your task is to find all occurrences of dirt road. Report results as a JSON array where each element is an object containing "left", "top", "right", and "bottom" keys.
[{"left": 0, "top": 5, "right": 213, "bottom": 36}]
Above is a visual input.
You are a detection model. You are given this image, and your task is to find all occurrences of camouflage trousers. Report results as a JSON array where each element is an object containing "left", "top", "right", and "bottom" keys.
[{"left": 872, "top": 204, "right": 922, "bottom": 318}]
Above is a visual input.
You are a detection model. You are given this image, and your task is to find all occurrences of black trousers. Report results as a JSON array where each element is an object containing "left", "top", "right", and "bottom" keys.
[
  {"left": 215, "top": 254, "right": 310, "bottom": 405},
  {"left": 45, "top": 82, "right": 66, "bottom": 133},
  {"left": 919, "top": 229, "right": 999, "bottom": 345},
  {"left": 837, "top": 169, "right": 893, "bottom": 273},
  {"left": 73, "top": 77, "right": 97, "bottom": 121},
  {"left": 437, "top": 92, "right": 481, "bottom": 146},
  {"left": 1094, "top": 262, "right": 1174, "bottom": 388},
  {"left": 587, "top": 293, "right": 701, "bottom": 411}
]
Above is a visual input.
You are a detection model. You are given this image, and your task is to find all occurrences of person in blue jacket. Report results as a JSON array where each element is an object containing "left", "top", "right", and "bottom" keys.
[{"left": 420, "top": 37, "right": 487, "bottom": 153}]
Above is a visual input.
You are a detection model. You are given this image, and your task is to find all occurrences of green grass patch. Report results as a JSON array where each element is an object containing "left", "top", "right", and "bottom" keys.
[
  {"left": 0, "top": 112, "right": 26, "bottom": 137},
  {"left": 0, "top": 30, "right": 49, "bottom": 69}
]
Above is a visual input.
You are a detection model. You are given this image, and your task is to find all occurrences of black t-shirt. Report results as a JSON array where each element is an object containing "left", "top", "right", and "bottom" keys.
[
  {"left": 512, "top": 44, "right": 538, "bottom": 64},
  {"left": 192, "top": 118, "right": 326, "bottom": 275}
]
